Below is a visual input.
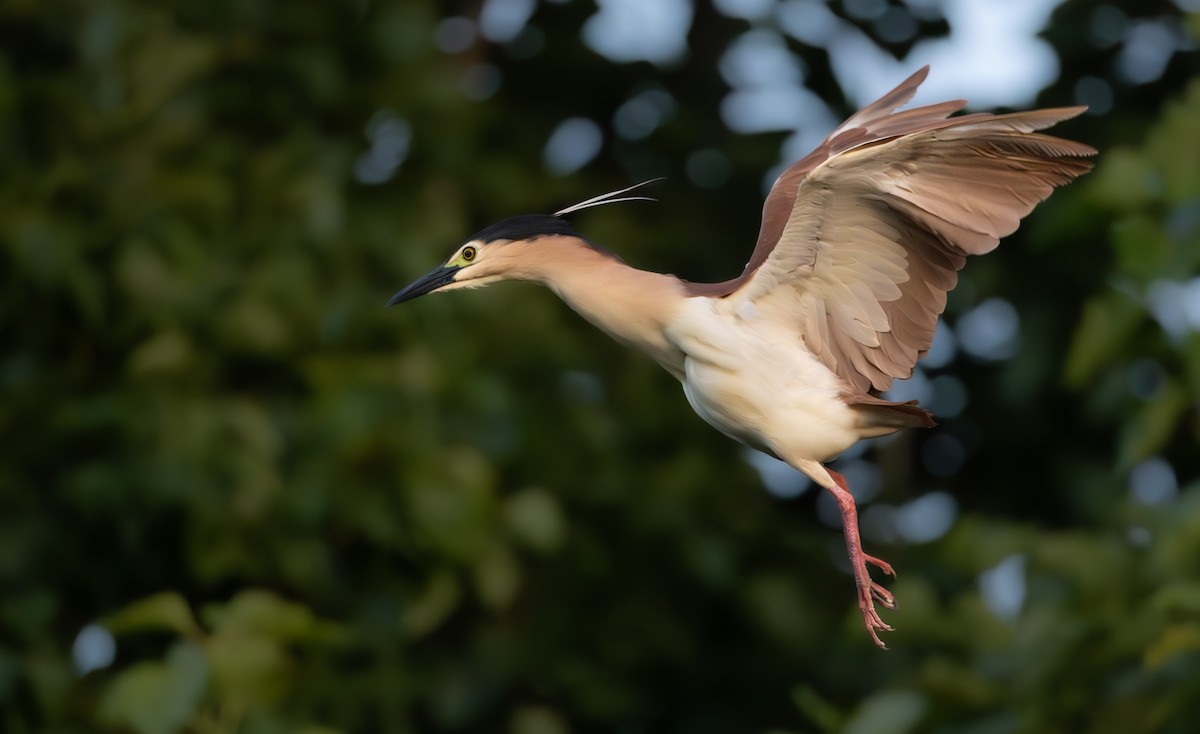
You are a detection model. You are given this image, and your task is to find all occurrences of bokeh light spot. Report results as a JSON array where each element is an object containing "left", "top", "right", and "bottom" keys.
[
  {"left": 714, "top": 0, "right": 775, "bottom": 21},
  {"left": 1118, "top": 19, "right": 1184, "bottom": 85},
  {"left": 884, "top": 366, "right": 932, "bottom": 406},
  {"left": 583, "top": 0, "right": 693, "bottom": 65},
  {"left": 435, "top": 16, "right": 477, "bottom": 54},
  {"left": 1129, "top": 457, "right": 1178, "bottom": 506},
  {"left": 922, "top": 321, "right": 958, "bottom": 369},
  {"left": 686, "top": 149, "right": 733, "bottom": 189},
  {"left": 543, "top": 118, "right": 603, "bottom": 175},
  {"left": 355, "top": 110, "right": 411, "bottom": 185},
  {"left": 1089, "top": 5, "right": 1128, "bottom": 47},
  {"left": 844, "top": 0, "right": 888, "bottom": 21},
  {"left": 613, "top": 88, "right": 676, "bottom": 140},
  {"left": 72, "top": 625, "right": 116, "bottom": 675},
  {"left": 979, "top": 554, "right": 1026, "bottom": 621},
  {"left": 1074, "top": 75, "right": 1114, "bottom": 116},
  {"left": 957, "top": 298, "right": 1019, "bottom": 361},
  {"left": 929, "top": 374, "right": 968, "bottom": 417},
  {"left": 479, "top": 0, "right": 536, "bottom": 43},
  {"left": 875, "top": 6, "right": 919, "bottom": 43},
  {"left": 743, "top": 448, "right": 812, "bottom": 499},
  {"left": 894, "top": 491, "right": 958, "bottom": 543}
]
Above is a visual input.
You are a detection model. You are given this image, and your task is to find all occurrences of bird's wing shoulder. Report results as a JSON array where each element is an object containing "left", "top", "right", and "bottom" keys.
[{"left": 730, "top": 102, "right": 1095, "bottom": 393}]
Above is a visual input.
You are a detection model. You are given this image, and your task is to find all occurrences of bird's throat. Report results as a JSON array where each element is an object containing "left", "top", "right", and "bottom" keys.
[{"left": 532, "top": 244, "right": 688, "bottom": 378}]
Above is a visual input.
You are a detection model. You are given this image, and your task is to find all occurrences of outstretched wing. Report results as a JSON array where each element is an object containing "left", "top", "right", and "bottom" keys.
[{"left": 724, "top": 68, "right": 1095, "bottom": 393}]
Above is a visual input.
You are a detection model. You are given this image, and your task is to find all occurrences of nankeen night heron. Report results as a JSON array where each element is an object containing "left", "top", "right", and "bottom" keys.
[{"left": 390, "top": 67, "right": 1095, "bottom": 647}]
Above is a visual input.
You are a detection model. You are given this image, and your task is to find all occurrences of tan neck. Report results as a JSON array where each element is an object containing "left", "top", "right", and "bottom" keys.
[{"left": 513, "top": 237, "right": 688, "bottom": 377}]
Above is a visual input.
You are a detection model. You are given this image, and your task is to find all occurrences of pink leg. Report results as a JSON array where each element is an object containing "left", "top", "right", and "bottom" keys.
[{"left": 824, "top": 468, "right": 895, "bottom": 649}]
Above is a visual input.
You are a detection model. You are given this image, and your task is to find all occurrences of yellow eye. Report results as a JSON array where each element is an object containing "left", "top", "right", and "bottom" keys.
[{"left": 461, "top": 246, "right": 477, "bottom": 263}]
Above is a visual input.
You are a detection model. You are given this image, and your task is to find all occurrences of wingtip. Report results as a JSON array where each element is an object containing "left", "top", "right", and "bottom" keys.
[
  {"left": 843, "top": 66, "right": 934, "bottom": 128},
  {"left": 1048, "top": 105, "right": 1090, "bottom": 121}
]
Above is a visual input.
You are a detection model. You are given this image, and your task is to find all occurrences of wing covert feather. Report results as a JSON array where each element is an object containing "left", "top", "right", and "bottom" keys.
[{"left": 723, "top": 72, "right": 1095, "bottom": 393}]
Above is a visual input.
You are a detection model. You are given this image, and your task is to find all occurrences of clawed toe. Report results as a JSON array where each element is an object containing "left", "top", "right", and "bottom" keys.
[
  {"left": 854, "top": 560, "right": 896, "bottom": 646},
  {"left": 864, "top": 554, "right": 895, "bottom": 577},
  {"left": 860, "top": 602, "right": 894, "bottom": 649},
  {"left": 870, "top": 581, "right": 896, "bottom": 609},
  {"left": 870, "top": 621, "right": 894, "bottom": 641}
]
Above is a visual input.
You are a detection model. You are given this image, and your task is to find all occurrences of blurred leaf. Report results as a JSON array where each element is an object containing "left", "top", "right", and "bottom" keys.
[
  {"left": 201, "top": 590, "right": 331, "bottom": 643},
  {"left": 508, "top": 705, "right": 569, "bottom": 734},
  {"left": 104, "top": 592, "right": 201, "bottom": 639},
  {"left": 503, "top": 487, "right": 567, "bottom": 552},
  {"left": 405, "top": 449, "right": 497, "bottom": 560},
  {"left": 400, "top": 568, "right": 462, "bottom": 639},
  {"left": 1063, "top": 290, "right": 1144, "bottom": 388},
  {"left": 1152, "top": 79, "right": 1200, "bottom": 202},
  {"left": 1091, "top": 77, "right": 1200, "bottom": 211},
  {"left": 1117, "top": 379, "right": 1190, "bottom": 467},
  {"left": 1144, "top": 623, "right": 1200, "bottom": 669},
  {"left": 842, "top": 690, "right": 926, "bottom": 734},
  {"left": 790, "top": 685, "right": 842, "bottom": 731},
  {"left": 742, "top": 573, "right": 814, "bottom": 650},
  {"left": 1154, "top": 487, "right": 1200, "bottom": 578},
  {"left": 97, "top": 642, "right": 207, "bottom": 734},
  {"left": 1111, "top": 215, "right": 1172, "bottom": 283},
  {"left": 473, "top": 540, "right": 521, "bottom": 610},
  {"left": 1150, "top": 582, "right": 1200, "bottom": 615},
  {"left": 1090, "top": 148, "right": 1158, "bottom": 211},
  {"left": 204, "top": 630, "right": 287, "bottom": 709},
  {"left": 0, "top": 589, "right": 57, "bottom": 642},
  {"left": 1033, "top": 532, "right": 1133, "bottom": 597},
  {"left": 127, "top": 330, "right": 194, "bottom": 377},
  {"left": 916, "top": 657, "right": 996, "bottom": 710}
]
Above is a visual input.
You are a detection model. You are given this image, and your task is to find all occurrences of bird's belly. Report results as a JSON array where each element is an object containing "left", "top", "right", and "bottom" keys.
[
  {"left": 669, "top": 302, "right": 862, "bottom": 462},
  {"left": 682, "top": 356, "right": 860, "bottom": 462}
]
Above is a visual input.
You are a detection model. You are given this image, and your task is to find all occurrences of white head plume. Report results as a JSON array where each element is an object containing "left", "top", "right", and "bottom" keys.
[{"left": 554, "top": 178, "right": 664, "bottom": 217}]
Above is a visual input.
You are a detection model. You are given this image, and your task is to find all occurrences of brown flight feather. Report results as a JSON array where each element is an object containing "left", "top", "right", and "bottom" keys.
[{"left": 684, "top": 66, "right": 1096, "bottom": 395}]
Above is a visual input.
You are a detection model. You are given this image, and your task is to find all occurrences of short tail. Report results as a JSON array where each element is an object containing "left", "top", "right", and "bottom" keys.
[{"left": 842, "top": 392, "right": 936, "bottom": 437}]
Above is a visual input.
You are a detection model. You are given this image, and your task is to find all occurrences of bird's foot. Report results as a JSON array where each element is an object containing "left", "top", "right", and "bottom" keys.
[
  {"left": 864, "top": 553, "right": 896, "bottom": 608},
  {"left": 826, "top": 468, "right": 896, "bottom": 649},
  {"left": 853, "top": 552, "right": 895, "bottom": 648}
]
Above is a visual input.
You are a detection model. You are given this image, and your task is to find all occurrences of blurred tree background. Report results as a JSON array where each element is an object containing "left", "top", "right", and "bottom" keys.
[{"left": 2, "top": 0, "right": 1200, "bottom": 732}]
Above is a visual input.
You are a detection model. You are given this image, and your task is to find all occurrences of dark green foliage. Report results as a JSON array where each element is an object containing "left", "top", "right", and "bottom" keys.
[{"left": 2, "top": 2, "right": 1199, "bottom": 733}]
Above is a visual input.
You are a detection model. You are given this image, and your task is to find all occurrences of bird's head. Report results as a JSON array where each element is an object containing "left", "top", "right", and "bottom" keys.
[
  {"left": 386, "top": 214, "right": 582, "bottom": 306},
  {"left": 387, "top": 180, "right": 661, "bottom": 306}
]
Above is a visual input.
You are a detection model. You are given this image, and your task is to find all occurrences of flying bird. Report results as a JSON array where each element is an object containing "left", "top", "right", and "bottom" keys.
[{"left": 389, "top": 67, "right": 1095, "bottom": 647}]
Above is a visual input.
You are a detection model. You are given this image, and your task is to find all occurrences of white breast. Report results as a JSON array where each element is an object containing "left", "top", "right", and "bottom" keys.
[{"left": 665, "top": 297, "right": 863, "bottom": 462}]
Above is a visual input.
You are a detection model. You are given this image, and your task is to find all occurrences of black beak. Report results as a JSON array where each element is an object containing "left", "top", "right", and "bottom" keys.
[{"left": 387, "top": 265, "right": 458, "bottom": 306}]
